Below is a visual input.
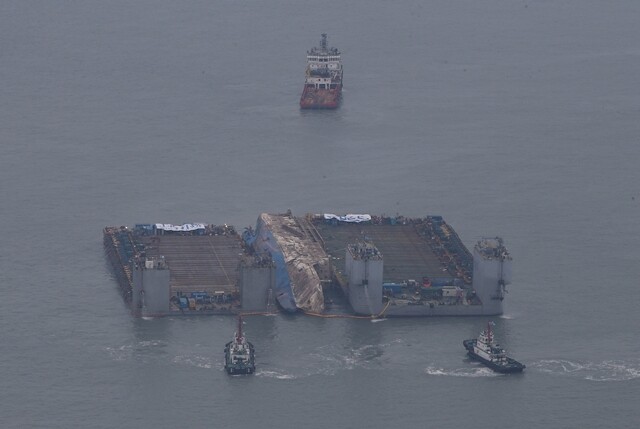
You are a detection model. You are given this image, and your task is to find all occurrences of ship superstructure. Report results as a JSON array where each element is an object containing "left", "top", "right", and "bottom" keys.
[{"left": 300, "top": 34, "right": 343, "bottom": 109}]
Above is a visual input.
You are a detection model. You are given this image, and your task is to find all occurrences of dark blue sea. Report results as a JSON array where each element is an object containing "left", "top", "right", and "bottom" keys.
[{"left": 1, "top": 1, "right": 639, "bottom": 428}]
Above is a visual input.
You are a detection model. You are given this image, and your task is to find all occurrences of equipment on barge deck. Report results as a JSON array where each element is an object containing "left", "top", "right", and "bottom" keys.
[
  {"left": 463, "top": 322, "right": 525, "bottom": 373},
  {"left": 224, "top": 315, "right": 256, "bottom": 375}
]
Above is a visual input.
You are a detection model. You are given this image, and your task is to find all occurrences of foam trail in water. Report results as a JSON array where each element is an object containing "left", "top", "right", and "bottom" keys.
[
  {"left": 172, "top": 354, "right": 214, "bottom": 369},
  {"left": 258, "top": 370, "right": 296, "bottom": 380},
  {"left": 533, "top": 359, "right": 640, "bottom": 381},
  {"left": 425, "top": 366, "right": 499, "bottom": 377}
]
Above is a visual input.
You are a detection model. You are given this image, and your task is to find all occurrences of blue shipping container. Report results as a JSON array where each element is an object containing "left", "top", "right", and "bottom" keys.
[{"left": 383, "top": 283, "right": 404, "bottom": 294}]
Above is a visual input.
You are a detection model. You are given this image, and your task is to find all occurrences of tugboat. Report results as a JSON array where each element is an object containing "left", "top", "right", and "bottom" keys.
[
  {"left": 463, "top": 322, "right": 525, "bottom": 373},
  {"left": 224, "top": 315, "right": 256, "bottom": 375}
]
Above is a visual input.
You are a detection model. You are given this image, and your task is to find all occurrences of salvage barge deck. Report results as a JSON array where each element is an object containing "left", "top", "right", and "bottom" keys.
[
  {"left": 313, "top": 218, "right": 467, "bottom": 286},
  {"left": 306, "top": 214, "right": 506, "bottom": 317},
  {"left": 141, "top": 234, "right": 241, "bottom": 296},
  {"left": 105, "top": 213, "right": 511, "bottom": 317},
  {"left": 104, "top": 224, "right": 247, "bottom": 315}
]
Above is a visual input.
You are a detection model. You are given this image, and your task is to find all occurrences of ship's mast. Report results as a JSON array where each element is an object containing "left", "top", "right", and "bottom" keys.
[
  {"left": 236, "top": 314, "right": 243, "bottom": 341},
  {"left": 320, "top": 33, "right": 327, "bottom": 52}
]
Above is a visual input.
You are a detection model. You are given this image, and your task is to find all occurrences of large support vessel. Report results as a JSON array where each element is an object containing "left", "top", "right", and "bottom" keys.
[{"left": 299, "top": 34, "right": 343, "bottom": 109}]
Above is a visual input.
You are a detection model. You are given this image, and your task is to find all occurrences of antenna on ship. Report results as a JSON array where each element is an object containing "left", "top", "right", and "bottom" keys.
[
  {"left": 236, "top": 314, "right": 244, "bottom": 342},
  {"left": 320, "top": 33, "right": 327, "bottom": 51}
]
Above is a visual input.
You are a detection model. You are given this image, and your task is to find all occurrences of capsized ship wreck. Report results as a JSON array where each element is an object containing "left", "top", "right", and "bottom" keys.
[
  {"left": 243, "top": 212, "right": 329, "bottom": 314},
  {"left": 300, "top": 34, "right": 343, "bottom": 109}
]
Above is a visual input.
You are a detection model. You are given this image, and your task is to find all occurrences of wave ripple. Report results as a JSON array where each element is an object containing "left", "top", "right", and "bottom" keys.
[{"left": 533, "top": 359, "right": 640, "bottom": 381}]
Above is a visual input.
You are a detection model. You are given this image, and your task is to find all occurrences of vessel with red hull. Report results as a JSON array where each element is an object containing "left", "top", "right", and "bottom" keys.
[{"left": 300, "top": 34, "right": 342, "bottom": 109}]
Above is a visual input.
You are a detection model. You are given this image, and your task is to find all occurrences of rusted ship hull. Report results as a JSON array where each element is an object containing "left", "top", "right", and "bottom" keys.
[{"left": 299, "top": 85, "right": 342, "bottom": 109}]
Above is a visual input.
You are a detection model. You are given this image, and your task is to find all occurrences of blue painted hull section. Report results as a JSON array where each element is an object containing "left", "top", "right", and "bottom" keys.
[{"left": 244, "top": 217, "right": 297, "bottom": 313}]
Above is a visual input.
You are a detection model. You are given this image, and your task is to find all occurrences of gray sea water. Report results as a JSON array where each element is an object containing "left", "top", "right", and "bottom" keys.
[{"left": 1, "top": 1, "right": 639, "bottom": 428}]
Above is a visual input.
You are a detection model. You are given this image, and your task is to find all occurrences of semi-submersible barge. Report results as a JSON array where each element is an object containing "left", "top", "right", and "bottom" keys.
[{"left": 104, "top": 212, "right": 512, "bottom": 318}]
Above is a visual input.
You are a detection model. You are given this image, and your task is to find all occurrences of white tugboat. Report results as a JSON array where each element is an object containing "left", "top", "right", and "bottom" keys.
[
  {"left": 224, "top": 315, "right": 256, "bottom": 375},
  {"left": 463, "top": 322, "right": 525, "bottom": 373}
]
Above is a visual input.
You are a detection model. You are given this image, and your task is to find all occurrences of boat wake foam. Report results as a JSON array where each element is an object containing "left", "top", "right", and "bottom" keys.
[
  {"left": 425, "top": 365, "right": 500, "bottom": 377},
  {"left": 105, "top": 345, "right": 132, "bottom": 361},
  {"left": 105, "top": 340, "right": 168, "bottom": 361},
  {"left": 257, "top": 370, "right": 296, "bottom": 380},
  {"left": 261, "top": 341, "right": 391, "bottom": 378},
  {"left": 532, "top": 359, "right": 640, "bottom": 381},
  {"left": 172, "top": 354, "right": 215, "bottom": 369}
]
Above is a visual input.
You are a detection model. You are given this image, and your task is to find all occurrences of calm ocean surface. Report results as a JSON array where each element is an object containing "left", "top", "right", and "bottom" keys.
[{"left": 1, "top": 1, "right": 639, "bottom": 428}]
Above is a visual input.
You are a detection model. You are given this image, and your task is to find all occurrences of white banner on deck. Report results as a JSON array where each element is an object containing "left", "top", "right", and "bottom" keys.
[
  {"left": 155, "top": 223, "right": 206, "bottom": 232},
  {"left": 323, "top": 214, "right": 371, "bottom": 223}
]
